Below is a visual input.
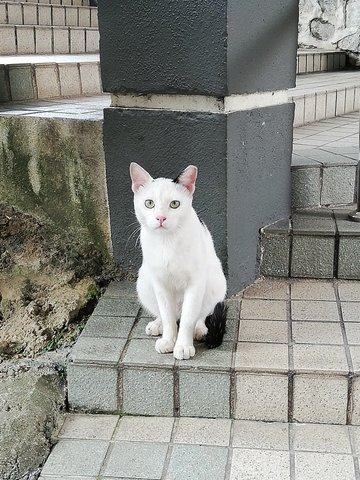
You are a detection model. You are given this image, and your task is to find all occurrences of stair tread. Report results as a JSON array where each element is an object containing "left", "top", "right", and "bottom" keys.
[
  {"left": 291, "top": 70, "right": 360, "bottom": 97},
  {"left": 0, "top": 52, "right": 99, "bottom": 64}
]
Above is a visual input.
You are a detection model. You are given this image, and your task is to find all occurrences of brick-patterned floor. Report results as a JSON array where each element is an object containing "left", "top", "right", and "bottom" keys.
[{"left": 41, "top": 413, "right": 360, "bottom": 479}]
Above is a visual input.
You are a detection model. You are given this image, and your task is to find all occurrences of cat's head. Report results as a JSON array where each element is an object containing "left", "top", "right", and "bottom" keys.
[{"left": 129, "top": 162, "right": 197, "bottom": 233}]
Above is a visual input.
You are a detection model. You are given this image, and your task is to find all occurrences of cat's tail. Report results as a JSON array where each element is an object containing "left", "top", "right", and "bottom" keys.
[{"left": 204, "top": 302, "right": 228, "bottom": 349}]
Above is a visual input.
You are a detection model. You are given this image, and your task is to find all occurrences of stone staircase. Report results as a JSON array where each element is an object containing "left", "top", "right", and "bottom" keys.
[{"left": 0, "top": 0, "right": 101, "bottom": 101}]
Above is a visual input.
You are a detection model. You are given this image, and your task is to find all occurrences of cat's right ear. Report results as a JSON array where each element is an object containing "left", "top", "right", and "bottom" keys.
[{"left": 130, "top": 163, "right": 153, "bottom": 193}]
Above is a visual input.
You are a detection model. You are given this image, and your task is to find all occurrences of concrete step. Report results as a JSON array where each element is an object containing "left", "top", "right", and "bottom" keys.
[
  {"left": 0, "top": 54, "right": 102, "bottom": 100},
  {"left": 261, "top": 207, "right": 360, "bottom": 280},
  {"left": 40, "top": 413, "right": 360, "bottom": 479},
  {"left": 0, "top": 1, "right": 98, "bottom": 27},
  {"left": 291, "top": 112, "right": 359, "bottom": 209},
  {"left": 0, "top": 24, "right": 98, "bottom": 55},
  {"left": 297, "top": 49, "right": 348, "bottom": 75},
  {"left": 67, "top": 278, "right": 360, "bottom": 425},
  {"left": 289, "top": 71, "right": 360, "bottom": 126}
]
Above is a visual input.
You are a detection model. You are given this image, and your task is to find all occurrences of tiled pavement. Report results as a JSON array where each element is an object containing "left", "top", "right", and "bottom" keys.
[
  {"left": 68, "top": 279, "right": 360, "bottom": 425},
  {"left": 41, "top": 413, "right": 360, "bottom": 479}
]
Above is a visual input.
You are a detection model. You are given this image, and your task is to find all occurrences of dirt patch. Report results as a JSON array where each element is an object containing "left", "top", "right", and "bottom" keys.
[{"left": 0, "top": 204, "right": 119, "bottom": 361}]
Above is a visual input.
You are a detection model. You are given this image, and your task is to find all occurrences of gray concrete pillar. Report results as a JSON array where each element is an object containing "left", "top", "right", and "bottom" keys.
[{"left": 98, "top": 0, "right": 298, "bottom": 294}]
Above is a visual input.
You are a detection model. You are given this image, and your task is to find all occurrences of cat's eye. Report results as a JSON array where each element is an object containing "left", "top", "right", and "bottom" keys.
[
  {"left": 170, "top": 200, "right": 180, "bottom": 209},
  {"left": 145, "top": 199, "right": 155, "bottom": 209}
]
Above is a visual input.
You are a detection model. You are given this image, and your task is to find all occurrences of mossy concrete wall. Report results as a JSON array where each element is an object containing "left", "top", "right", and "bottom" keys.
[{"left": 0, "top": 117, "right": 111, "bottom": 255}]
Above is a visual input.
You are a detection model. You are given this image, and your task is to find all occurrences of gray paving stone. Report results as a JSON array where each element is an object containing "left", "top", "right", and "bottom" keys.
[
  {"left": 166, "top": 444, "right": 228, "bottom": 480},
  {"left": 9, "top": 66, "right": 35, "bottom": 101},
  {"left": 178, "top": 341, "right": 233, "bottom": 371},
  {"left": 350, "top": 424, "right": 360, "bottom": 451},
  {"left": 292, "top": 211, "right": 335, "bottom": 235},
  {"left": 226, "top": 298, "right": 241, "bottom": 319},
  {"left": 243, "top": 279, "right": 289, "bottom": 300},
  {"left": 342, "top": 302, "right": 360, "bottom": 322},
  {"left": 338, "top": 237, "right": 360, "bottom": 280},
  {"left": 235, "top": 373, "right": 288, "bottom": 422},
  {"left": 292, "top": 322, "right": 343, "bottom": 345},
  {"left": 174, "top": 417, "right": 231, "bottom": 446},
  {"left": 293, "top": 374, "right": 348, "bottom": 424},
  {"left": 291, "top": 167, "right": 321, "bottom": 208},
  {"left": 262, "top": 218, "right": 291, "bottom": 234},
  {"left": 345, "top": 323, "right": 360, "bottom": 345},
  {"left": 69, "top": 336, "right": 126, "bottom": 365},
  {"left": 232, "top": 420, "right": 289, "bottom": 450},
  {"left": 235, "top": 343, "right": 288, "bottom": 373},
  {"left": 103, "top": 280, "right": 138, "bottom": 298},
  {"left": 239, "top": 320, "right": 288, "bottom": 344},
  {"left": 223, "top": 315, "right": 239, "bottom": 342},
  {"left": 103, "top": 442, "right": 168, "bottom": 479},
  {"left": 67, "top": 364, "right": 118, "bottom": 412},
  {"left": 338, "top": 282, "right": 360, "bottom": 301},
  {"left": 82, "top": 315, "right": 135, "bottom": 338},
  {"left": 92, "top": 298, "right": 140, "bottom": 317},
  {"left": 291, "top": 236, "right": 335, "bottom": 278},
  {"left": 293, "top": 344, "right": 349, "bottom": 374},
  {"left": 179, "top": 371, "right": 230, "bottom": 418},
  {"left": 292, "top": 424, "right": 351, "bottom": 454},
  {"left": 230, "top": 449, "right": 290, "bottom": 480},
  {"left": 59, "top": 414, "right": 119, "bottom": 440},
  {"left": 123, "top": 338, "right": 175, "bottom": 367},
  {"left": 322, "top": 165, "right": 356, "bottom": 205},
  {"left": 41, "top": 439, "right": 109, "bottom": 476},
  {"left": 260, "top": 234, "right": 290, "bottom": 277},
  {"left": 122, "top": 368, "right": 174, "bottom": 416},
  {"left": 291, "top": 300, "right": 339, "bottom": 322},
  {"left": 131, "top": 316, "right": 153, "bottom": 338},
  {"left": 115, "top": 416, "right": 174, "bottom": 442},
  {"left": 351, "top": 377, "right": 360, "bottom": 425},
  {"left": 291, "top": 280, "right": 336, "bottom": 300},
  {"left": 240, "top": 299, "right": 287, "bottom": 321},
  {"left": 294, "top": 452, "right": 356, "bottom": 480},
  {"left": 335, "top": 211, "right": 360, "bottom": 236}
]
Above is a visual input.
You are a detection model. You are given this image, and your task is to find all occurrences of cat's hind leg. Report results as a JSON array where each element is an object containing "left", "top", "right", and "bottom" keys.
[{"left": 137, "top": 266, "right": 163, "bottom": 336}]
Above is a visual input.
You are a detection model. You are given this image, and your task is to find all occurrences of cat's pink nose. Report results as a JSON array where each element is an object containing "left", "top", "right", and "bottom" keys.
[{"left": 156, "top": 215, "right": 167, "bottom": 226}]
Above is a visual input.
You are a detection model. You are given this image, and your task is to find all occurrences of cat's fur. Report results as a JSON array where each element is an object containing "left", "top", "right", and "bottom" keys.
[{"left": 130, "top": 162, "right": 227, "bottom": 360}]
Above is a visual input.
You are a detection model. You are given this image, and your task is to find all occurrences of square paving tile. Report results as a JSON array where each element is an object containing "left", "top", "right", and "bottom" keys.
[
  {"left": 92, "top": 298, "right": 140, "bottom": 317},
  {"left": 243, "top": 279, "right": 289, "bottom": 300},
  {"left": 345, "top": 324, "right": 360, "bottom": 345},
  {"left": 342, "top": 302, "right": 360, "bottom": 322},
  {"left": 338, "top": 282, "right": 360, "bottom": 302},
  {"left": 293, "top": 344, "right": 348, "bottom": 373},
  {"left": 81, "top": 315, "right": 135, "bottom": 338},
  {"left": 232, "top": 420, "right": 289, "bottom": 450},
  {"left": 230, "top": 449, "right": 290, "bottom": 480},
  {"left": 349, "top": 346, "right": 360, "bottom": 373},
  {"left": 179, "top": 371, "right": 230, "bottom": 418},
  {"left": 240, "top": 299, "right": 287, "bottom": 321},
  {"left": 69, "top": 336, "right": 126, "bottom": 365},
  {"left": 174, "top": 417, "right": 231, "bottom": 446},
  {"left": 166, "top": 444, "right": 228, "bottom": 480},
  {"left": 291, "top": 300, "right": 339, "bottom": 322},
  {"left": 59, "top": 414, "right": 118, "bottom": 440},
  {"left": 235, "top": 343, "right": 288, "bottom": 373},
  {"left": 178, "top": 341, "right": 233, "bottom": 370},
  {"left": 41, "top": 440, "right": 109, "bottom": 477},
  {"left": 292, "top": 322, "right": 343, "bottom": 345},
  {"left": 115, "top": 416, "right": 174, "bottom": 443},
  {"left": 291, "top": 281, "right": 336, "bottom": 300},
  {"left": 131, "top": 316, "right": 154, "bottom": 338},
  {"left": 239, "top": 320, "right": 288, "bottom": 344},
  {"left": 293, "top": 374, "right": 348, "bottom": 424},
  {"left": 103, "top": 442, "right": 168, "bottom": 479},
  {"left": 123, "top": 338, "right": 175, "bottom": 367},
  {"left": 292, "top": 423, "right": 351, "bottom": 454},
  {"left": 294, "top": 452, "right": 356, "bottom": 480},
  {"left": 235, "top": 373, "right": 288, "bottom": 422}
]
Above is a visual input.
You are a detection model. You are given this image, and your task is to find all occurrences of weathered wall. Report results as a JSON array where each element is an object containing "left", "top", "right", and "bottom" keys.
[
  {"left": 299, "top": 0, "right": 360, "bottom": 61},
  {"left": 0, "top": 117, "right": 111, "bottom": 256}
]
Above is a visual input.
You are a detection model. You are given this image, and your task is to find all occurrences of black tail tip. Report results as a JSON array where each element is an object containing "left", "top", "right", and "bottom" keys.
[{"left": 204, "top": 302, "right": 228, "bottom": 349}]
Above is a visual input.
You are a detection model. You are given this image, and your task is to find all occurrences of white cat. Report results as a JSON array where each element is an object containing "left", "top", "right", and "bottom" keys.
[{"left": 129, "top": 162, "right": 227, "bottom": 360}]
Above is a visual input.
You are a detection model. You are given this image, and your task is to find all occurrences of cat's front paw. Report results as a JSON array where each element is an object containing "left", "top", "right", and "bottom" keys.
[
  {"left": 173, "top": 344, "right": 196, "bottom": 360},
  {"left": 155, "top": 337, "right": 175, "bottom": 354},
  {"left": 146, "top": 318, "right": 163, "bottom": 336}
]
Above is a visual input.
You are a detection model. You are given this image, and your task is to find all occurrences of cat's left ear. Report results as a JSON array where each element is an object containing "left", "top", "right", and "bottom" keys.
[
  {"left": 130, "top": 162, "right": 153, "bottom": 193},
  {"left": 174, "top": 165, "right": 198, "bottom": 195}
]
